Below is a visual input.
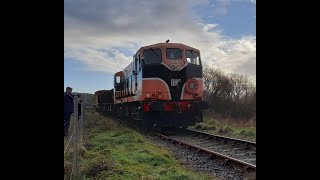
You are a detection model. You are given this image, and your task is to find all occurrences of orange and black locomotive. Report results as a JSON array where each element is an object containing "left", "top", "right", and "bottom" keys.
[{"left": 95, "top": 42, "right": 208, "bottom": 130}]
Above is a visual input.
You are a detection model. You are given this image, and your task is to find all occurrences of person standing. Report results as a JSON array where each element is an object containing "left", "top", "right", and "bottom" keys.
[
  {"left": 64, "top": 87, "right": 74, "bottom": 136},
  {"left": 78, "top": 97, "right": 83, "bottom": 120}
]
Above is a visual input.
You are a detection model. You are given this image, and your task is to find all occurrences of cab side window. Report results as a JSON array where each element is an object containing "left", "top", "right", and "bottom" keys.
[{"left": 186, "top": 50, "right": 201, "bottom": 65}]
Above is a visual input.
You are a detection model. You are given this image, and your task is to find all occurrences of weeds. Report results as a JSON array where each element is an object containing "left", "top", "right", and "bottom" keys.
[{"left": 194, "top": 116, "right": 256, "bottom": 141}]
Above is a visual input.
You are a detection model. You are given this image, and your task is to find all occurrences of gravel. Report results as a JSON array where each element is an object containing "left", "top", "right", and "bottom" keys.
[{"left": 146, "top": 135, "right": 249, "bottom": 180}]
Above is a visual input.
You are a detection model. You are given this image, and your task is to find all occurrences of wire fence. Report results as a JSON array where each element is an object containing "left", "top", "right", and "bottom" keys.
[{"left": 64, "top": 95, "right": 86, "bottom": 180}]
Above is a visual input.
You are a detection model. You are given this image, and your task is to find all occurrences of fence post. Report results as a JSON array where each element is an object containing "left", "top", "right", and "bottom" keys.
[
  {"left": 80, "top": 102, "right": 84, "bottom": 144},
  {"left": 73, "top": 95, "right": 79, "bottom": 179}
]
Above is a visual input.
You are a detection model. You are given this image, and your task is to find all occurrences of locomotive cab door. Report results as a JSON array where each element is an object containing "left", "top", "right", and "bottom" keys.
[
  {"left": 133, "top": 55, "right": 138, "bottom": 95},
  {"left": 133, "top": 51, "right": 142, "bottom": 96},
  {"left": 133, "top": 52, "right": 141, "bottom": 95}
]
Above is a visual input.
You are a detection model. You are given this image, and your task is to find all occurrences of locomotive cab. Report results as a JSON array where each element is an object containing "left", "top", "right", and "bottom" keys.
[{"left": 140, "top": 43, "right": 205, "bottom": 102}]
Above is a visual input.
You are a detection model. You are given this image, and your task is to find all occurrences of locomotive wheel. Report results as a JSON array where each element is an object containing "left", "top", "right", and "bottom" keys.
[
  {"left": 141, "top": 122, "right": 153, "bottom": 133},
  {"left": 181, "top": 124, "right": 188, "bottom": 129},
  {"left": 134, "top": 120, "right": 151, "bottom": 133},
  {"left": 197, "top": 111, "right": 203, "bottom": 122},
  {"left": 139, "top": 112, "right": 154, "bottom": 133}
]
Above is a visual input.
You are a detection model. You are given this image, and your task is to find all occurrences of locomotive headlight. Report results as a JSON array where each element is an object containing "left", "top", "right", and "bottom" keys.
[
  {"left": 146, "top": 93, "right": 157, "bottom": 99},
  {"left": 189, "top": 82, "right": 195, "bottom": 89},
  {"left": 185, "top": 78, "right": 199, "bottom": 94}
]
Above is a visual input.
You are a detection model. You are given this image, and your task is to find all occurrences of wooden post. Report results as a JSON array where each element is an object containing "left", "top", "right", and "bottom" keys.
[
  {"left": 73, "top": 95, "right": 79, "bottom": 179},
  {"left": 80, "top": 102, "right": 84, "bottom": 144}
]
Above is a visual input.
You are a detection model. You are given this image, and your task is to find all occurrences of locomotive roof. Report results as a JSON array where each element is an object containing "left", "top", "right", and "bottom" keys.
[
  {"left": 138, "top": 43, "right": 200, "bottom": 52},
  {"left": 114, "top": 42, "right": 200, "bottom": 78}
]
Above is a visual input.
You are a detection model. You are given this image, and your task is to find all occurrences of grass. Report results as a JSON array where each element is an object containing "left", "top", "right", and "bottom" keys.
[
  {"left": 65, "top": 110, "right": 214, "bottom": 180},
  {"left": 194, "top": 116, "right": 256, "bottom": 142}
]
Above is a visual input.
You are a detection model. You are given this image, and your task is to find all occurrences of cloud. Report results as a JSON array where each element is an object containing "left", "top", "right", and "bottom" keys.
[
  {"left": 212, "top": 0, "right": 231, "bottom": 16},
  {"left": 64, "top": 48, "right": 132, "bottom": 73},
  {"left": 64, "top": 0, "right": 256, "bottom": 81},
  {"left": 201, "top": 23, "right": 219, "bottom": 32}
]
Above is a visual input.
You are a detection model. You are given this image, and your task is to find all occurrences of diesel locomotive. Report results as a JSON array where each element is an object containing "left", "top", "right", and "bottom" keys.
[{"left": 95, "top": 42, "right": 208, "bottom": 130}]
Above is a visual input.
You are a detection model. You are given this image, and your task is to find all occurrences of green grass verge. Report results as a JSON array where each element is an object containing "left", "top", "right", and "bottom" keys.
[
  {"left": 65, "top": 111, "right": 213, "bottom": 180},
  {"left": 194, "top": 116, "right": 256, "bottom": 142}
]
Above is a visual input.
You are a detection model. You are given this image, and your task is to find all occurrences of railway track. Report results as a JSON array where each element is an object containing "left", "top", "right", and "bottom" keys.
[
  {"left": 156, "top": 129, "right": 256, "bottom": 172},
  {"left": 186, "top": 128, "right": 256, "bottom": 149},
  {"left": 101, "top": 114, "right": 256, "bottom": 175}
]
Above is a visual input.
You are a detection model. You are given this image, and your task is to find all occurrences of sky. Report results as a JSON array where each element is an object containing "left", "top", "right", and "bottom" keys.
[{"left": 64, "top": 0, "right": 256, "bottom": 93}]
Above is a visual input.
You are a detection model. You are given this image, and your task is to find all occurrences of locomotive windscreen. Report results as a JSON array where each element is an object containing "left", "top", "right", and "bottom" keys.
[
  {"left": 166, "top": 48, "right": 182, "bottom": 60},
  {"left": 143, "top": 49, "right": 162, "bottom": 64}
]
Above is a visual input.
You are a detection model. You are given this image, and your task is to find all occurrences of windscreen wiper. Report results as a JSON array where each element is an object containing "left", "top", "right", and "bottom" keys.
[
  {"left": 190, "top": 50, "right": 195, "bottom": 58},
  {"left": 150, "top": 49, "right": 160, "bottom": 56}
]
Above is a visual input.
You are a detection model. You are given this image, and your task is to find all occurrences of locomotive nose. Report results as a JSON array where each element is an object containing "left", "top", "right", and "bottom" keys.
[{"left": 170, "top": 64, "right": 181, "bottom": 71}]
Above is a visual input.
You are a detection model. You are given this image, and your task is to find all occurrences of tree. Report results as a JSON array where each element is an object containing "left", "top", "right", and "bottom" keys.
[{"left": 203, "top": 66, "right": 256, "bottom": 120}]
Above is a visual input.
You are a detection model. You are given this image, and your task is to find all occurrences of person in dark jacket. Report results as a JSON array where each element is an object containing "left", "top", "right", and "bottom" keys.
[
  {"left": 64, "top": 87, "right": 74, "bottom": 136},
  {"left": 78, "top": 98, "right": 83, "bottom": 119}
]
